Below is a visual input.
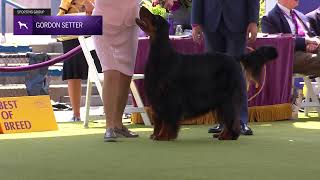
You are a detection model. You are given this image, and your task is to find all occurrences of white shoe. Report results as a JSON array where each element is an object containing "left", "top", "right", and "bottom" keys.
[
  {"left": 291, "top": 104, "right": 299, "bottom": 120},
  {"left": 104, "top": 128, "right": 117, "bottom": 142}
]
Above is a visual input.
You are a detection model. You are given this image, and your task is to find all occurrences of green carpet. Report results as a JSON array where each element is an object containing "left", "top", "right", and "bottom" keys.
[{"left": 1, "top": 115, "right": 320, "bottom": 180}]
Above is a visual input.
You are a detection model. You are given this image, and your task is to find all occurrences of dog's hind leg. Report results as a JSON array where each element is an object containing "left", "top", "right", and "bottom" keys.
[
  {"left": 216, "top": 102, "right": 241, "bottom": 140},
  {"left": 168, "top": 122, "right": 179, "bottom": 140}
]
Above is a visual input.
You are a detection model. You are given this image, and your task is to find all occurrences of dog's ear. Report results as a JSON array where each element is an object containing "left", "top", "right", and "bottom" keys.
[{"left": 136, "top": 18, "right": 148, "bottom": 32}]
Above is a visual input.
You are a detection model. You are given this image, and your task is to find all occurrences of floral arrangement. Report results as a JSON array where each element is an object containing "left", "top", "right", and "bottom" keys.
[
  {"left": 171, "top": 0, "right": 192, "bottom": 11},
  {"left": 140, "top": 0, "right": 168, "bottom": 18},
  {"left": 149, "top": 0, "right": 192, "bottom": 11}
]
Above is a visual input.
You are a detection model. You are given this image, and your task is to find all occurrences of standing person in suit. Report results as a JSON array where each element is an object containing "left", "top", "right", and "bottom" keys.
[
  {"left": 191, "top": 0, "right": 259, "bottom": 136},
  {"left": 261, "top": 0, "right": 320, "bottom": 76},
  {"left": 306, "top": 7, "right": 320, "bottom": 36},
  {"left": 92, "top": 0, "right": 173, "bottom": 142}
]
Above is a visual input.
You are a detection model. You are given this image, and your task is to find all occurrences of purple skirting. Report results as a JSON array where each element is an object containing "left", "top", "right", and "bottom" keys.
[{"left": 134, "top": 35, "right": 295, "bottom": 107}]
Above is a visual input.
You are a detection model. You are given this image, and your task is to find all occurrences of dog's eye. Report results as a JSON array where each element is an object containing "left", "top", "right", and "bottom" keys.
[{"left": 152, "top": 16, "right": 159, "bottom": 24}]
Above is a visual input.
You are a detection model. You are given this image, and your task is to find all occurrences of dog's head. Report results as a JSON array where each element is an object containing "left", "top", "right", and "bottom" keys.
[{"left": 135, "top": 6, "right": 169, "bottom": 38}]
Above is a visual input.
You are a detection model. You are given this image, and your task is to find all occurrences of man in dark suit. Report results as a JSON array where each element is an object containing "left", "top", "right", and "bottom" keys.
[
  {"left": 261, "top": 0, "right": 320, "bottom": 77},
  {"left": 306, "top": 7, "right": 320, "bottom": 36},
  {"left": 191, "top": 0, "right": 260, "bottom": 136}
]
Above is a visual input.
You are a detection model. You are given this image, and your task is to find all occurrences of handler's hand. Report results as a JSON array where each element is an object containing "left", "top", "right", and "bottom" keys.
[
  {"left": 306, "top": 43, "right": 319, "bottom": 53},
  {"left": 84, "top": 0, "right": 95, "bottom": 15},
  {"left": 152, "top": 0, "right": 174, "bottom": 10},
  {"left": 163, "top": 0, "right": 174, "bottom": 9},
  {"left": 192, "top": 25, "right": 203, "bottom": 44},
  {"left": 152, "top": 0, "right": 159, "bottom": 6},
  {"left": 247, "top": 23, "right": 258, "bottom": 44}
]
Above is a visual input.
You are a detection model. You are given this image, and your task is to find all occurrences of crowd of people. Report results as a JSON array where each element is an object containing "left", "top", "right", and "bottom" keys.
[
  {"left": 262, "top": 0, "right": 320, "bottom": 77},
  {"left": 58, "top": 0, "right": 320, "bottom": 142}
]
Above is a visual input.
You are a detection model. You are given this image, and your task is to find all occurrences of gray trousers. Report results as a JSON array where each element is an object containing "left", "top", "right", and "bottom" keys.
[{"left": 294, "top": 50, "right": 320, "bottom": 77}]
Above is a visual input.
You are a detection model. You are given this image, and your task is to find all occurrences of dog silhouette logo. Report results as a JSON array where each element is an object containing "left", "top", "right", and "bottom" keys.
[{"left": 18, "top": 21, "right": 28, "bottom": 30}]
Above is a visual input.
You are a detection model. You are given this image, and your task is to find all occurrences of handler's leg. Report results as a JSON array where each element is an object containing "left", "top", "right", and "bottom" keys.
[
  {"left": 225, "top": 31, "right": 253, "bottom": 135},
  {"left": 103, "top": 70, "right": 139, "bottom": 142}
]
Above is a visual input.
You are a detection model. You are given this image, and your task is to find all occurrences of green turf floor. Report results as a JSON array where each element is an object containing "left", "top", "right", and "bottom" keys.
[{"left": 1, "top": 115, "right": 320, "bottom": 180}]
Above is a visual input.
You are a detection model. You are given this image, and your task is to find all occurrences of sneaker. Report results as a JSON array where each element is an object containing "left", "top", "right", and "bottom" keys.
[
  {"left": 114, "top": 126, "right": 139, "bottom": 138},
  {"left": 104, "top": 128, "right": 117, "bottom": 142},
  {"left": 71, "top": 116, "right": 81, "bottom": 122}
]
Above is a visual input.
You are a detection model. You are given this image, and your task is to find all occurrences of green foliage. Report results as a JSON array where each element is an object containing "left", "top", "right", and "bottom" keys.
[
  {"left": 259, "top": 0, "right": 266, "bottom": 32},
  {"left": 151, "top": 5, "right": 168, "bottom": 18},
  {"left": 140, "top": 0, "right": 168, "bottom": 18}
]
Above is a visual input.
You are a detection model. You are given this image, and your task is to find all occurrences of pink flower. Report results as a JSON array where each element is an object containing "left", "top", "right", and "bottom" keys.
[
  {"left": 170, "top": 1, "right": 181, "bottom": 11},
  {"left": 152, "top": 0, "right": 182, "bottom": 12}
]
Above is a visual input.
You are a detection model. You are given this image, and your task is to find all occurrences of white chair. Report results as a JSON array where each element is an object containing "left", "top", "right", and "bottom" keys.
[
  {"left": 78, "top": 36, "right": 151, "bottom": 128},
  {"left": 293, "top": 74, "right": 320, "bottom": 117}
]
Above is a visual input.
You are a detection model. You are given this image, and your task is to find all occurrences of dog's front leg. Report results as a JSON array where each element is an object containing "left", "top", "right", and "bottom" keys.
[
  {"left": 153, "top": 120, "right": 171, "bottom": 141},
  {"left": 218, "top": 128, "right": 234, "bottom": 140},
  {"left": 153, "top": 121, "right": 179, "bottom": 141},
  {"left": 217, "top": 124, "right": 240, "bottom": 140},
  {"left": 150, "top": 116, "right": 162, "bottom": 139}
]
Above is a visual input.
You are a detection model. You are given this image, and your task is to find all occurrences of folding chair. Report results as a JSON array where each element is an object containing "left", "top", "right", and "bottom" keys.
[
  {"left": 78, "top": 36, "right": 151, "bottom": 128},
  {"left": 293, "top": 74, "right": 320, "bottom": 117}
]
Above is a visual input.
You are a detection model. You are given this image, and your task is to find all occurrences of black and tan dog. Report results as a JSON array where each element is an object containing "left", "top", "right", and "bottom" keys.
[{"left": 136, "top": 6, "right": 278, "bottom": 141}]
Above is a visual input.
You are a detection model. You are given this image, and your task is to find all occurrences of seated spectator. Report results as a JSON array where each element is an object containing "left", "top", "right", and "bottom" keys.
[
  {"left": 261, "top": 0, "right": 320, "bottom": 77},
  {"left": 306, "top": 7, "right": 320, "bottom": 36}
]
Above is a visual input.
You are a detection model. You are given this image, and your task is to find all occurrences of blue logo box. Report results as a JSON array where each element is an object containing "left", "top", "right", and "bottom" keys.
[{"left": 14, "top": 16, "right": 102, "bottom": 35}]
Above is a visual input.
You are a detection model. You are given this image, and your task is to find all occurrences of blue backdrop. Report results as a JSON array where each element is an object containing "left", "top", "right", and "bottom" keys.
[
  {"left": 51, "top": 0, "right": 60, "bottom": 15},
  {"left": 296, "top": 0, "right": 319, "bottom": 14}
]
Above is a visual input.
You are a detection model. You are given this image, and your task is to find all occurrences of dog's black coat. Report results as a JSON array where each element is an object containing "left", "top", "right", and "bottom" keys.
[{"left": 136, "top": 7, "right": 278, "bottom": 140}]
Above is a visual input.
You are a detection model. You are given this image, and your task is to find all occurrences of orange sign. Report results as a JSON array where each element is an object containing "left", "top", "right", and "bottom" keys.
[{"left": 0, "top": 95, "right": 58, "bottom": 134}]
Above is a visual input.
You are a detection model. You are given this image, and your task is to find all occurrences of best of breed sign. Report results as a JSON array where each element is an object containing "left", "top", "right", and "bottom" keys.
[{"left": 0, "top": 96, "right": 57, "bottom": 134}]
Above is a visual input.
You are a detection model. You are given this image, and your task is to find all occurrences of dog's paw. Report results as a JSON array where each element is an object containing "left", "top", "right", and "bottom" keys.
[
  {"left": 168, "top": 131, "right": 178, "bottom": 140},
  {"left": 212, "top": 133, "right": 220, "bottom": 139},
  {"left": 153, "top": 135, "right": 171, "bottom": 141},
  {"left": 218, "top": 136, "right": 232, "bottom": 140},
  {"left": 217, "top": 130, "right": 235, "bottom": 140}
]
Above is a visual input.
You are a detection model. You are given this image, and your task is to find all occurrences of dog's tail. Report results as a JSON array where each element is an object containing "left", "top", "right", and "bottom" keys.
[{"left": 238, "top": 46, "right": 278, "bottom": 83}]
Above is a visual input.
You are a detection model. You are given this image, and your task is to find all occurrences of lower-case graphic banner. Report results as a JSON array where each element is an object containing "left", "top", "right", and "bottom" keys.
[{"left": 14, "top": 16, "right": 102, "bottom": 35}]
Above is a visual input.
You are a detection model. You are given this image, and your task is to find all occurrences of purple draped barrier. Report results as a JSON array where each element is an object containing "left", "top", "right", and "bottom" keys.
[
  {"left": 134, "top": 35, "right": 295, "bottom": 108},
  {"left": 247, "top": 35, "right": 295, "bottom": 106},
  {"left": 0, "top": 45, "right": 82, "bottom": 72}
]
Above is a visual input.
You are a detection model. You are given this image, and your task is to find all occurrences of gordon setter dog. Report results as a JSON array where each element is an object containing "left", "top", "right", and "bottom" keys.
[{"left": 136, "top": 6, "right": 278, "bottom": 141}]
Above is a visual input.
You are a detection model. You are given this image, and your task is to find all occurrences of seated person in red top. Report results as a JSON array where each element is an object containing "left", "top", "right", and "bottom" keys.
[{"left": 261, "top": 0, "right": 320, "bottom": 77}]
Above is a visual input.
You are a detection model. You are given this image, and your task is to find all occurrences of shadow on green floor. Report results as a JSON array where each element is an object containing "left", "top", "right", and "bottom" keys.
[{"left": 0, "top": 115, "right": 320, "bottom": 180}]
